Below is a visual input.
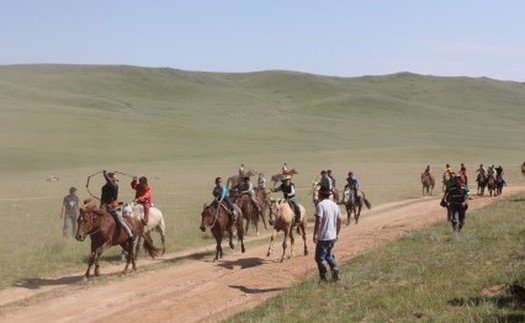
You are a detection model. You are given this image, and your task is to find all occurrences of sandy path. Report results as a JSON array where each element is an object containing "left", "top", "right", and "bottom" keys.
[{"left": 1, "top": 186, "right": 523, "bottom": 323}]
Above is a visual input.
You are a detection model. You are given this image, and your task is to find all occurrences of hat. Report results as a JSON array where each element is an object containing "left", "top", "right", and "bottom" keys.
[{"left": 69, "top": 187, "right": 77, "bottom": 193}]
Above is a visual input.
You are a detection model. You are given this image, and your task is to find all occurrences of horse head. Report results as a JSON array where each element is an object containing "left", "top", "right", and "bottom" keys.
[
  {"left": 75, "top": 207, "right": 99, "bottom": 241},
  {"left": 200, "top": 203, "right": 217, "bottom": 232}
]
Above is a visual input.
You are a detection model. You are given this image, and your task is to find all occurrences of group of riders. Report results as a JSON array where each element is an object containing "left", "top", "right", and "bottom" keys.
[
  {"left": 421, "top": 162, "right": 507, "bottom": 233},
  {"left": 422, "top": 163, "right": 505, "bottom": 186},
  {"left": 211, "top": 163, "right": 363, "bottom": 227},
  {"left": 98, "top": 170, "right": 153, "bottom": 242}
]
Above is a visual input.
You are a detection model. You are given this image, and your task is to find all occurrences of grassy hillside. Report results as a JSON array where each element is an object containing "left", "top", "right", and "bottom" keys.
[
  {"left": 1, "top": 65, "right": 524, "bottom": 172},
  {"left": 0, "top": 65, "right": 524, "bottom": 288}
]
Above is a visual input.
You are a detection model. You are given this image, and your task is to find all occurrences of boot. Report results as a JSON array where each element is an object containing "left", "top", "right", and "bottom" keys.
[
  {"left": 319, "top": 265, "right": 328, "bottom": 282},
  {"left": 331, "top": 268, "right": 340, "bottom": 282}
]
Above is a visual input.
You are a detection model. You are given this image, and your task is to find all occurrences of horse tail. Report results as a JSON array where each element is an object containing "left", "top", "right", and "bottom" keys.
[
  {"left": 361, "top": 192, "right": 372, "bottom": 209},
  {"left": 142, "top": 236, "right": 162, "bottom": 258}
]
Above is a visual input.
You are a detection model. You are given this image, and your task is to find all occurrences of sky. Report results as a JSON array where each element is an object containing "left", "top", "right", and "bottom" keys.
[{"left": 1, "top": 1, "right": 524, "bottom": 81}]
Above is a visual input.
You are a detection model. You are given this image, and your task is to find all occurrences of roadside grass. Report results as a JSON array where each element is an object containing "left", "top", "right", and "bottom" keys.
[{"left": 227, "top": 193, "right": 525, "bottom": 323}]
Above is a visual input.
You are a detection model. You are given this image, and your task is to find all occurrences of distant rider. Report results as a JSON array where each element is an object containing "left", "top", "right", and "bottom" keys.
[
  {"left": 345, "top": 171, "right": 360, "bottom": 201},
  {"left": 237, "top": 176, "right": 262, "bottom": 213}
]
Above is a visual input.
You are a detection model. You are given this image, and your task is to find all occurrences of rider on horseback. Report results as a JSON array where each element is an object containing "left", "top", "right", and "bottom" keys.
[
  {"left": 320, "top": 170, "right": 334, "bottom": 193},
  {"left": 100, "top": 170, "right": 134, "bottom": 241},
  {"left": 495, "top": 165, "right": 506, "bottom": 185},
  {"left": 131, "top": 176, "right": 152, "bottom": 226},
  {"left": 213, "top": 177, "right": 237, "bottom": 222},
  {"left": 459, "top": 163, "right": 468, "bottom": 184},
  {"left": 272, "top": 175, "right": 301, "bottom": 225},
  {"left": 345, "top": 171, "right": 360, "bottom": 201},
  {"left": 327, "top": 170, "right": 336, "bottom": 189},
  {"left": 257, "top": 173, "right": 266, "bottom": 190},
  {"left": 476, "top": 164, "right": 486, "bottom": 177},
  {"left": 237, "top": 176, "right": 262, "bottom": 213}
]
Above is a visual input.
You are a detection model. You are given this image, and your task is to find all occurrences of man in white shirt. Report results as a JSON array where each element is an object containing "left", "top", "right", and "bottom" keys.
[{"left": 313, "top": 187, "right": 341, "bottom": 282}]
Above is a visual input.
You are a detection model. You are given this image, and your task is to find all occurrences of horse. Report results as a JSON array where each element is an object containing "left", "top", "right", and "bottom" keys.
[
  {"left": 495, "top": 175, "right": 505, "bottom": 196},
  {"left": 342, "top": 186, "right": 372, "bottom": 225},
  {"left": 421, "top": 172, "right": 435, "bottom": 196},
  {"left": 123, "top": 203, "right": 166, "bottom": 257},
  {"left": 75, "top": 202, "right": 161, "bottom": 278},
  {"left": 312, "top": 182, "right": 338, "bottom": 206},
  {"left": 200, "top": 202, "right": 245, "bottom": 262},
  {"left": 521, "top": 162, "right": 525, "bottom": 176},
  {"left": 270, "top": 169, "right": 298, "bottom": 188},
  {"left": 476, "top": 172, "right": 487, "bottom": 196},
  {"left": 266, "top": 198, "right": 308, "bottom": 262},
  {"left": 486, "top": 174, "right": 496, "bottom": 197},
  {"left": 226, "top": 170, "right": 256, "bottom": 189},
  {"left": 232, "top": 193, "right": 267, "bottom": 236}
]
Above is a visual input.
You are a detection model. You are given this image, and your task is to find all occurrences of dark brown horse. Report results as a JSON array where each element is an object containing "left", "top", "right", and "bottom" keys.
[
  {"left": 421, "top": 173, "right": 435, "bottom": 196},
  {"left": 200, "top": 202, "right": 245, "bottom": 262},
  {"left": 75, "top": 202, "right": 161, "bottom": 278},
  {"left": 476, "top": 172, "right": 487, "bottom": 196},
  {"left": 233, "top": 193, "right": 267, "bottom": 236},
  {"left": 342, "top": 187, "right": 372, "bottom": 225},
  {"left": 486, "top": 174, "right": 496, "bottom": 197}
]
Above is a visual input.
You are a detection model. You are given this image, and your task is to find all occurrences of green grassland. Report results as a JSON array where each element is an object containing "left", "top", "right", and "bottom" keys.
[
  {"left": 228, "top": 193, "right": 525, "bottom": 323},
  {"left": 0, "top": 65, "right": 524, "bottom": 288}
]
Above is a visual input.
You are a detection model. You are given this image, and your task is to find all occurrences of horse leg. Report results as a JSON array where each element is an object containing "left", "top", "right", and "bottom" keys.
[
  {"left": 300, "top": 222, "right": 308, "bottom": 256},
  {"left": 260, "top": 207, "right": 268, "bottom": 230},
  {"left": 158, "top": 228, "right": 166, "bottom": 256},
  {"left": 228, "top": 227, "right": 235, "bottom": 249},
  {"left": 345, "top": 205, "right": 351, "bottom": 226},
  {"left": 355, "top": 204, "right": 362, "bottom": 224},
  {"left": 281, "top": 228, "right": 289, "bottom": 262},
  {"left": 214, "top": 237, "right": 222, "bottom": 262},
  {"left": 266, "top": 229, "right": 276, "bottom": 257},
  {"left": 237, "top": 224, "right": 246, "bottom": 253},
  {"left": 289, "top": 229, "right": 296, "bottom": 259},
  {"left": 85, "top": 251, "right": 96, "bottom": 278}
]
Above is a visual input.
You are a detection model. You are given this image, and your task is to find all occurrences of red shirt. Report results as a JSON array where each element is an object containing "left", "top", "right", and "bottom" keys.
[{"left": 131, "top": 180, "right": 152, "bottom": 204}]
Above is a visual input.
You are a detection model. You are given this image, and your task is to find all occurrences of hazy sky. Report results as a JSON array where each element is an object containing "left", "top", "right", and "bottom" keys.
[{"left": 1, "top": 1, "right": 524, "bottom": 81}]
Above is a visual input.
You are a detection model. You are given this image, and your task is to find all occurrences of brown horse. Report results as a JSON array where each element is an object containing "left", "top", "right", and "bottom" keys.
[
  {"left": 75, "top": 202, "right": 161, "bottom": 278},
  {"left": 226, "top": 170, "right": 256, "bottom": 189},
  {"left": 266, "top": 199, "right": 307, "bottom": 262},
  {"left": 486, "top": 174, "right": 496, "bottom": 197},
  {"left": 232, "top": 193, "right": 267, "bottom": 236},
  {"left": 476, "top": 172, "right": 487, "bottom": 196},
  {"left": 343, "top": 187, "right": 372, "bottom": 225},
  {"left": 270, "top": 169, "right": 298, "bottom": 188},
  {"left": 421, "top": 173, "right": 435, "bottom": 196},
  {"left": 200, "top": 202, "right": 245, "bottom": 262}
]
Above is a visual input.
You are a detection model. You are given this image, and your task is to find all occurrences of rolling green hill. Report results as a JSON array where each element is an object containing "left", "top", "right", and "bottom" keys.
[{"left": 1, "top": 64, "right": 524, "bottom": 173}]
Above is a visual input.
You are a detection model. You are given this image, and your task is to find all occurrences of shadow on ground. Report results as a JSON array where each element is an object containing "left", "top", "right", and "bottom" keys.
[
  {"left": 14, "top": 276, "right": 85, "bottom": 290},
  {"left": 229, "top": 285, "right": 285, "bottom": 294},
  {"left": 216, "top": 257, "right": 267, "bottom": 270}
]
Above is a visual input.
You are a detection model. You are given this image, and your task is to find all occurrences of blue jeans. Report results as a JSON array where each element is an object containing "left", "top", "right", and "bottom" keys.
[{"left": 315, "top": 240, "right": 338, "bottom": 278}]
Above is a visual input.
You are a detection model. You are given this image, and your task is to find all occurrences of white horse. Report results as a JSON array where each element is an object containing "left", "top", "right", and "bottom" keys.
[{"left": 123, "top": 203, "right": 166, "bottom": 257}]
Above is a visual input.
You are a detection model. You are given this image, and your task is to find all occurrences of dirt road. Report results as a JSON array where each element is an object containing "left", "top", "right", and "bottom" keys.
[{"left": 1, "top": 187, "right": 523, "bottom": 323}]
